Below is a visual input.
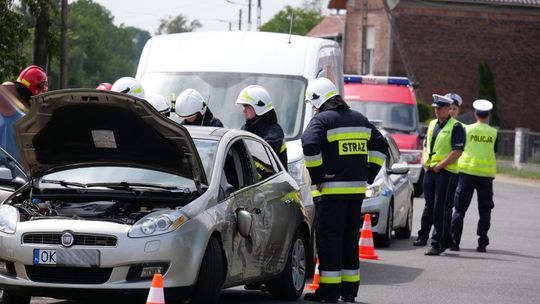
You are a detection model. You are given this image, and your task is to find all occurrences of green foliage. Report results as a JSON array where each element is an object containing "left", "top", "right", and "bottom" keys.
[
  {"left": 56, "top": 0, "right": 147, "bottom": 88},
  {"left": 0, "top": 4, "right": 29, "bottom": 82},
  {"left": 156, "top": 14, "right": 202, "bottom": 35},
  {"left": 478, "top": 63, "right": 500, "bottom": 126},
  {"left": 416, "top": 100, "right": 432, "bottom": 123},
  {"left": 260, "top": 5, "right": 323, "bottom": 35}
]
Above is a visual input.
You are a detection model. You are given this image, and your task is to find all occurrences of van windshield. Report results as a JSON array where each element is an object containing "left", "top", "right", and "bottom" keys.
[
  {"left": 346, "top": 101, "right": 419, "bottom": 133},
  {"left": 141, "top": 72, "right": 307, "bottom": 139}
]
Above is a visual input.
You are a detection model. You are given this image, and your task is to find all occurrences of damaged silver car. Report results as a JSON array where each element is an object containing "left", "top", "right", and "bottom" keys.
[{"left": 0, "top": 89, "right": 312, "bottom": 304}]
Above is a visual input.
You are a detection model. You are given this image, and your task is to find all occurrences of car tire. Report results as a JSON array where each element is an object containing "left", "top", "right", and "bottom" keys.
[
  {"left": 395, "top": 196, "right": 413, "bottom": 239},
  {"left": 414, "top": 168, "right": 424, "bottom": 197},
  {"left": 268, "top": 230, "right": 307, "bottom": 300},
  {"left": 375, "top": 202, "right": 393, "bottom": 248},
  {"left": 188, "top": 237, "right": 225, "bottom": 304},
  {"left": 1, "top": 291, "right": 30, "bottom": 304},
  {"left": 305, "top": 229, "right": 316, "bottom": 278}
]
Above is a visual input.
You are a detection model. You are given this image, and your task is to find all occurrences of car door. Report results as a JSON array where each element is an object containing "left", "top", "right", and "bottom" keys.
[
  {"left": 0, "top": 147, "right": 27, "bottom": 203},
  {"left": 242, "top": 138, "right": 295, "bottom": 277},
  {"left": 387, "top": 137, "right": 410, "bottom": 227}
]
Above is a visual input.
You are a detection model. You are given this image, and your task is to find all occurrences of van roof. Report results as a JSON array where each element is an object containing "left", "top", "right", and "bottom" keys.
[
  {"left": 344, "top": 83, "right": 416, "bottom": 105},
  {"left": 136, "top": 31, "right": 338, "bottom": 78}
]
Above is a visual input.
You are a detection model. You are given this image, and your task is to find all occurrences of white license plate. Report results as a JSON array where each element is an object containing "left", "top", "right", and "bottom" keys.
[
  {"left": 34, "top": 249, "right": 57, "bottom": 265},
  {"left": 33, "top": 249, "right": 100, "bottom": 267}
]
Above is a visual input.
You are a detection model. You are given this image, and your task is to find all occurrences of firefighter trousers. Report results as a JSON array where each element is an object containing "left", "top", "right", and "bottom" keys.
[{"left": 314, "top": 198, "right": 363, "bottom": 301}]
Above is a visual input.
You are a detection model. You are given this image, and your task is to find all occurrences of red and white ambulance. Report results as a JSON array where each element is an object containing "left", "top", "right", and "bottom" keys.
[{"left": 344, "top": 75, "right": 424, "bottom": 196}]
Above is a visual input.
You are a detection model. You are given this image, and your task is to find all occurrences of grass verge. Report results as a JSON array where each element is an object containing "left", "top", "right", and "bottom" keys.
[{"left": 497, "top": 166, "right": 540, "bottom": 181}]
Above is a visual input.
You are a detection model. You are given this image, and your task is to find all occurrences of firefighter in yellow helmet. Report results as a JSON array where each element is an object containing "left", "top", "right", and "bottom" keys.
[{"left": 450, "top": 99, "right": 497, "bottom": 253}]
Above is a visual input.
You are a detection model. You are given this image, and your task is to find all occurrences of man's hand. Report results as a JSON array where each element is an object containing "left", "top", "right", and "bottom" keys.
[{"left": 432, "top": 165, "right": 442, "bottom": 173}]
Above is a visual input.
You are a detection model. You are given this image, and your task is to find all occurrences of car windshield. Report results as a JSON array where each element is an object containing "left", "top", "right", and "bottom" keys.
[
  {"left": 141, "top": 72, "right": 307, "bottom": 139},
  {"left": 346, "top": 101, "right": 419, "bottom": 133},
  {"left": 39, "top": 139, "right": 218, "bottom": 188}
]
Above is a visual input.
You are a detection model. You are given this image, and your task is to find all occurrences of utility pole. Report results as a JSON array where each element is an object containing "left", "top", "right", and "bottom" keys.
[
  {"left": 257, "top": 0, "right": 261, "bottom": 30},
  {"left": 238, "top": 9, "right": 243, "bottom": 30},
  {"left": 360, "top": 0, "right": 367, "bottom": 74},
  {"left": 60, "top": 0, "right": 68, "bottom": 89},
  {"left": 247, "top": 0, "right": 252, "bottom": 31}
]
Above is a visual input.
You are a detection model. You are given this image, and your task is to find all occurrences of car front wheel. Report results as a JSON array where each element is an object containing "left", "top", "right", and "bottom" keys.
[
  {"left": 187, "top": 237, "right": 225, "bottom": 304},
  {"left": 268, "top": 230, "right": 307, "bottom": 300},
  {"left": 375, "top": 202, "right": 393, "bottom": 248}
]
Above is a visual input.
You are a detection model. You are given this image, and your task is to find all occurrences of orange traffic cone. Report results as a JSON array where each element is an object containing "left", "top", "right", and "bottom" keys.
[
  {"left": 358, "top": 214, "right": 380, "bottom": 260},
  {"left": 307, "top": 258, "right": 320, "bottom": 290},
  {"left": 146, "top": 274, "right": 165, "bottom": 304}
]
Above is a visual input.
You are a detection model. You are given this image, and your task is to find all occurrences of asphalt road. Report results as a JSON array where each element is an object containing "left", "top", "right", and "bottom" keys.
[{"left": 27, "top": 175, "right": 540, "bottom": 304}]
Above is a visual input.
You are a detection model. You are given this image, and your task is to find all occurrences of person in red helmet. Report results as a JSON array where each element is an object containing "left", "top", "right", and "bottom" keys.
[
  {"left": 0, "top": 65, "right": 48, "bottom": 162},
  {"left": 96, "top": 82, "right": 112, "bottom": 91}
]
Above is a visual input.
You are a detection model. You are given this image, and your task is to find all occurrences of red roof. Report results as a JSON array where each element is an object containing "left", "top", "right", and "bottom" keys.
[{"left": 306, "top": 15, "right": 345, "bottom": 38}]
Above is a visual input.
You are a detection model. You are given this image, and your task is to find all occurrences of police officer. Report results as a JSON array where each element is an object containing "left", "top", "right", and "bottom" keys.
[
  {"left": 450, "top": 99, "right": 497, "bottom": 253},
  {"left": 416, "top": 94, "right": 465, "bottom": 256},
  {"left": 176, "top": 89, "right": 223, "bottom": 127},
  {"left": 235, "top": 85, "right": 287, "bottom": 168},
  {"left": 0, "top": 65, "right": 48, "bottom": 163},
  {"left": 302, "top": 78, "right": 388, "bottom": 303},
  {"left": 446, "top": 93, "right": 463, "bottom": 120}
]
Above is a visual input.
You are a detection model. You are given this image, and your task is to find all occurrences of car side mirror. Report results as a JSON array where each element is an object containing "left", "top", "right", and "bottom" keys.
[
  {"left": 236, "top": 209, "right": 253, "bottom": 238},
  {"left": 389, "top": 163, "right": 409, "bottom": 175}
]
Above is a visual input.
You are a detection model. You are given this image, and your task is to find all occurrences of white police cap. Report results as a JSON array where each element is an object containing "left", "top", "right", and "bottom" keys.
[
  {"left": 473, "top": 99, "right": 493, "bottom": 112},
  {"left": 431, "top": 94, "right": 453, "bottom": 107},
  {"left": 444, "top": 93, "right": 462, "bottom": 106}
]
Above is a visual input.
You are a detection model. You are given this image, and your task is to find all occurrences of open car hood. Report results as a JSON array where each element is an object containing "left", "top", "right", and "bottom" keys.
[{"left": 15, "top": 89, "right": 207, "bottom": 187}]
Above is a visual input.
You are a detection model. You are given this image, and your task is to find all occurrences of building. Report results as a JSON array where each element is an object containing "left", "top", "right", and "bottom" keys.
[{"left": 328, "top": 0, "right": 540, "bottom": 130}]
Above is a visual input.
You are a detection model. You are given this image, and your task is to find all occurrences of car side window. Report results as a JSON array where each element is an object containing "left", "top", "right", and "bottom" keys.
[
  {"left": 386, "top": 136, "right": 400, "bottom": 169},
  {"left": 220, "top": 140, "right": 253, "bottom": 200},
  {"left": 243, "top": 139, "right": 277, "bottom": 183},
  {"left": 264, "top": 146, "right": 282, "bottom": 173}
]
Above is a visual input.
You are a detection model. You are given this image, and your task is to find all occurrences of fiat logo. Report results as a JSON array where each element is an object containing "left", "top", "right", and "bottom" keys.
[{"left": 61, "top": 232, "right": 74, "bottom": 247}]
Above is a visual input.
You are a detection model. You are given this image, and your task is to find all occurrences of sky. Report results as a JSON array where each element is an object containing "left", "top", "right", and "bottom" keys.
[{"left": 90, "top": 0, "right": 330, "bottom": 34}]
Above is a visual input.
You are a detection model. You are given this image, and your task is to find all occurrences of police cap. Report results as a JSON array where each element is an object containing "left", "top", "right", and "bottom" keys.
[
  {"left": 431, "top": 94, "right": 452, "bottom": 107},
  {"left": 473, "top": 99, "right": 493, "bottom": 116}
]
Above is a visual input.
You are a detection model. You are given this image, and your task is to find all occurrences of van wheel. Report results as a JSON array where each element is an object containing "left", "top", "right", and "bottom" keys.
[
  {"left": 395, "top": 196, "right": 413, "bottom": 239},
  {"left": 188, "top": 237, "right": 225, "bottom": 304},
  {"left": 375, "top": 203, "right": 393, "bottom": 248},
  {"left": 268, "top": 230, "right": 307, "bottom": 300},
  {"left": 1, "top": 291, "right": 30, "bottom": 304}
]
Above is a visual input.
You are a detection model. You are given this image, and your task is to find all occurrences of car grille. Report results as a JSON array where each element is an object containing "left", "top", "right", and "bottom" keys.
[
  {"left": 22, "top": 233, "right": 117, "bottom": 247},
  {"left": 26, "top": 266, "right": 112, "bottom": 284}
]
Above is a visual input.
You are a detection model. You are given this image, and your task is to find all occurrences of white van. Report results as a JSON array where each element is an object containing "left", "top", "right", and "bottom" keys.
[{"left": 136, "top": 31, "right": 343, "bottom": 207}]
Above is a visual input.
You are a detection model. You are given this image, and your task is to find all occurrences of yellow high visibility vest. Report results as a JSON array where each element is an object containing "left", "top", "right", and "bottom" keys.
[
  {"left": 458, "top": 122, "right": 497, "bottom": 177},
  {"left": 423, "top": 117, "right": 459, "bottom": 174}
]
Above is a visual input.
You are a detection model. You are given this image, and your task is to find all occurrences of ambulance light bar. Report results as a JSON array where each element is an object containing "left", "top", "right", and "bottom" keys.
[{"left": 344, "top": 75, "right": 410, "bottom": 86}]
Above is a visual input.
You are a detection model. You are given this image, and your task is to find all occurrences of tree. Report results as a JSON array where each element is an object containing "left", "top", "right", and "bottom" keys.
[
  {"left": 156, "top": 14, "right": 202, "bottom": 35},
  {"left": 22, "top": 0, "right": 60, "bottom": 70},
  {"left": 260, "top": 3, "right": 323, "bottom": 36},
  {"left": 125, "top": 26, "right": 151, "bottom": 64},
  {"left": 478, "top": 63, "right": 500, "bottom": 126},
  {"left": 0, "top": 3, "right": 28, "bottom": 82}
]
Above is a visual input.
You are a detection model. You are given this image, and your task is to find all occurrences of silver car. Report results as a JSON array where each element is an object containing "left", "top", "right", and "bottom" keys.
[
  {"left": 0, "top": 90, "right": 312, "bottom": 304},
  {"left": 362, "top": 130, "right": 414, "bottom": 247}
]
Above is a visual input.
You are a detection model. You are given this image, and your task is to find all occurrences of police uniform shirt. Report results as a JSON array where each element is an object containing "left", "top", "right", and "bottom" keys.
[{"left": 430, "top": 117, "right": 466, "bottom": 153}]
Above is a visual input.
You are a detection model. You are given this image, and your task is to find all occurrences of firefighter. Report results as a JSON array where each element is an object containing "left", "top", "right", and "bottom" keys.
[
  {"left": 302, "top": 77, "right": 388, "bottom": 303},
  {"left": 417, "top": 94, "right": 465, "bottom": 256},
  {"left": 176, "top": 89, "right": 223, "bottom": 127},
  {"left": 146, "top": 92, "right": 171, "bottom": 117},
  {"left": 96, "top": 82, "right": 112, "bottom": 90},
  {"left": 235, "top": 85, "right": 287, "bottom": 169},
  {"left": 111, "top": 77, "right": 145, "bottom": 99},
  {"left": 450, "top": 99, "right": 497, "bottom": 253},
  {"left": 0, "top": 65, "right": 48, "bottom": 162}
]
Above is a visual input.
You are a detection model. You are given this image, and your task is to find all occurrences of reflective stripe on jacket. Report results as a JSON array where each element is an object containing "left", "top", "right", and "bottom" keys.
[
  {"left": 301, "top": 106, "right": 388, "bottom": 202},
  {"left": 458, "top": 122, "right": 497, "bottom": 177}
]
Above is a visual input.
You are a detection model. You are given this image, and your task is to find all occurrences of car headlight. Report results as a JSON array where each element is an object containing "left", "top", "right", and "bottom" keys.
[
  {"left": 288, "top": 159, "right": 307, "bottom": 186},
  {"left": 400, "top": 151, "right": 422, "bottom": 164},
  {"left": 365, "top": 184, "right": 382, "bottom": 198},
  {"left": 0, "top": 205, "right": 18, "bottom": 234},
  {"left": 128, "top": 210, "right": 188, "bottom": 238}
]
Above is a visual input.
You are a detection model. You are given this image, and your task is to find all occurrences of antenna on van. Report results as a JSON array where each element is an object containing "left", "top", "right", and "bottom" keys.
[
  {"left": 288, "top": 9, "right": 295, "bottom": 44},
  {"left": 200, "top": 94, "right": 211, "bottom": 126}
]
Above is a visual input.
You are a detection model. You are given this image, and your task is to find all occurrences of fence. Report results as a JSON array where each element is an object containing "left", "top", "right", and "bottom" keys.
[{"left": 497, "top": 128, "right": 540, "bottom": 172}]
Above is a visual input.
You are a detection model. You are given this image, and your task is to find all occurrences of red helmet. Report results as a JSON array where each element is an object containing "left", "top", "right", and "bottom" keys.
[
  {"left": 96, "top": 82, "right": 112, "bottom": 90},
  {"left": 16, "top": 65, "right": 48, "bottom": 96}
]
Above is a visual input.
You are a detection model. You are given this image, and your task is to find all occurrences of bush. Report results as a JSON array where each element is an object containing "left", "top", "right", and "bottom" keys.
[{"left": 417, "top": 100, "right": 432, "bottom": 123}]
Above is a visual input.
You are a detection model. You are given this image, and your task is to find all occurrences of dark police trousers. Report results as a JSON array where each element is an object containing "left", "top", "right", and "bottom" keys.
[
  {"left": 315, "top": 199, "right": 363, "bottom": 300},
  {"left": 417, "top": 171, "right": 457, "bottom": 246},
  {"left": 421, "top": 169, "right": 456, "bottom": 250},
  {"left": 451, "top": 173, "right": 494, "bottom": 246}
]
